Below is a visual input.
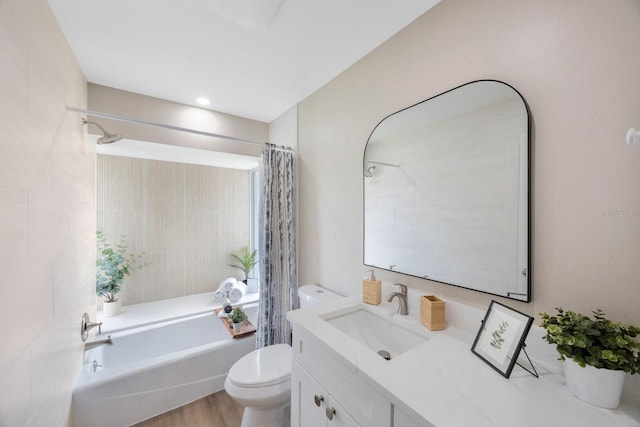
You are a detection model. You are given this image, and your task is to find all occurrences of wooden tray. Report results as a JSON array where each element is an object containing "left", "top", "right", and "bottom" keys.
[{"left": 215, "top": 307, "right": 256, "bottom": 338}]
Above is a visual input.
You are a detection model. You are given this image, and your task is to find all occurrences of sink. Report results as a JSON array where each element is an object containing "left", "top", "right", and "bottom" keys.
[{"left": 322, "top": 307, "right": 429, "bottom": 359}]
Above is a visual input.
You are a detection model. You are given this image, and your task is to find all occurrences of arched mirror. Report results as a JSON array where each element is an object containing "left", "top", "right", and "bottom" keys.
[{"left": 363, "top": 80, "right": 530, "bottom": 301}]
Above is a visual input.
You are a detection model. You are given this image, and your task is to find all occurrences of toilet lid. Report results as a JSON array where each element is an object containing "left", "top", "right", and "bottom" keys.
[{"left": 227, "top": 343, "right": 292, "bottom": 388}]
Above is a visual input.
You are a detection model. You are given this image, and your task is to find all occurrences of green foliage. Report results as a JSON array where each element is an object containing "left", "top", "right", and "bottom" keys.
[
  {"left": 490, "top": 321, "right": 509, "bottom": 350},
  {"left": 228, "top": 247, "right": 258, "bottom": 280},
  {"left": 540, "top": 308, "right": 640, "bottom": 374},
  {"left": 96, "top": 231, "right": 146, "bottom": 302},
  {"left": 230, "top": 306, "right": 248, "bottom": 324}
]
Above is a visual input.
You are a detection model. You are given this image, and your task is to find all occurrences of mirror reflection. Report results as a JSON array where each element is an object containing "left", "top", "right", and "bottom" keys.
[{"left": 364, "top": 80, "right": 530, "bottom": 301}]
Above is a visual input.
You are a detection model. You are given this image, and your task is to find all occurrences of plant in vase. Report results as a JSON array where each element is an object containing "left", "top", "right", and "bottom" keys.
[
  {"left": 96, "top": 230, "right": 146, "bottom": 317},
  {"left": 228, "top": 247, "right": 258, "bottom": 283},
  {"left": 540, "top": 307, "right": 640, "bottom": 408},
  {"left": 230, "top": 306, "right": 248, "bottom": 332}
]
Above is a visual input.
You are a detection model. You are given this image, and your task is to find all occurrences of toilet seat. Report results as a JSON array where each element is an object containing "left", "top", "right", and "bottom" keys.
[{"left": 226, "top": 343, "right": 292, "bottom": 388}]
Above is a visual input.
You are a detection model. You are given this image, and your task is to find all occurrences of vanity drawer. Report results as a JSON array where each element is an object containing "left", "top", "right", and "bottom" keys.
[{"left": 292, "top": 327, "right": 391, "bottom": 427}]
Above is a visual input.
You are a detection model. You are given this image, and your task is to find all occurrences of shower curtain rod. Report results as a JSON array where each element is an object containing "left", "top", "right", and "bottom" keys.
[{"left": 66, "top": 107, "right": 266, "bottom": 146}]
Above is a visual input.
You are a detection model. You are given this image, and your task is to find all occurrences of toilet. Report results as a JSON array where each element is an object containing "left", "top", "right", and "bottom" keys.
[{"left": 224, "top": 284, "right": 341, "bottom": 427}]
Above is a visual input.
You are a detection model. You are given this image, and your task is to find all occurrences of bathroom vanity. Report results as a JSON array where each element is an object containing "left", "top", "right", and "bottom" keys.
[
  {"left": 287, "top": 296, "right": 640, "bottom": 427},
  {"left": 291, "top": 325, "right": 392, "bottom": 426}
]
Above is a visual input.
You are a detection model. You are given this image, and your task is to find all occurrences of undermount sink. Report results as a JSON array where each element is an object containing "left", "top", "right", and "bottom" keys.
[{"left": 322, "top": 307, "right": 429, "bottom": 360}]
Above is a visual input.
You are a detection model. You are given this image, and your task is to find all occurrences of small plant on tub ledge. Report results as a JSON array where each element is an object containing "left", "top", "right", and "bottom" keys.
[
  {"left": 540, "top": 307, "right": 640, "bottom": 409},
  {"left": 230, "top": 306, "right": 248, "bottom": 332},
  {"left": 96, "top": 230, "right": 146, "bottom": 317}
]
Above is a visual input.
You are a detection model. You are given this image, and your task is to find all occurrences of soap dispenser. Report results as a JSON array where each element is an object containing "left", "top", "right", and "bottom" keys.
[{"left": 362, "top": 269, "right": 382, "bottom": 305}]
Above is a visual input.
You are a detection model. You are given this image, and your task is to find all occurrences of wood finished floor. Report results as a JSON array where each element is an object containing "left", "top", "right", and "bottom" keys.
[{"left": 132, "top": 390, "right": 244, "bottom": 427}]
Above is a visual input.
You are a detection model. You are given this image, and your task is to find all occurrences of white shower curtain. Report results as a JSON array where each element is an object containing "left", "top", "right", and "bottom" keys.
[{"left": 256, "top": 143, "right": 298, "bottom": 348}]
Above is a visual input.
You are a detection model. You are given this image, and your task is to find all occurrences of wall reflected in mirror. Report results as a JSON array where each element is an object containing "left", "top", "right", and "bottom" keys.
[{"left": 364, "top": 80, "right": 530, "bottom": 301}]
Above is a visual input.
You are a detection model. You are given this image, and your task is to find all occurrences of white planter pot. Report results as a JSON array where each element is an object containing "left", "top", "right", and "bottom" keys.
[
  {"left": 563, "top": 358, "right": 627, "bottom": 409},
  {"left": 103, "top": 299, "right": 122, "bottom": 317},
  {"left": 232, "top": 322, "right": 241, "bottom": 332}
]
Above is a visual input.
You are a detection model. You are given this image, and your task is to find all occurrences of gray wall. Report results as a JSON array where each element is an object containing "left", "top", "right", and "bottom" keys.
[
  {"left": 97, "top": 154, "right": 251, "bottom": 307},
  {"left": 298, "top": 0, "right": 640, "bottom": 324}
]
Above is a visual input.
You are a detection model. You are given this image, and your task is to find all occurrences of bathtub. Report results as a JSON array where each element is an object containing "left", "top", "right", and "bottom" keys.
[{"left": 72, "top": 303, "right": 258, "bottom": 427}]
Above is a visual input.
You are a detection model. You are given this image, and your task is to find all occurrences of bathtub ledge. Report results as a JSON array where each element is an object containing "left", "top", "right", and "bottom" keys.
[{"left": 97, "top": 291, "right": 259, "bottom": 334}]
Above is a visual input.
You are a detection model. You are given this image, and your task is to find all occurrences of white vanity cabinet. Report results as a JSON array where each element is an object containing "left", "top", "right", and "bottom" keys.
[
  {"left": 291, "top": 327, "right": 392, "bottom": 427},
  {"left": 292, "top": 360, "right": 359, "bottom": 427}
]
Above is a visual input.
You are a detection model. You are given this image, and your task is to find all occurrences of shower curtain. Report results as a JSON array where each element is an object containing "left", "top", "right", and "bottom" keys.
[{"left": 256, "top": 143, "right": 298, "bottom": 348}]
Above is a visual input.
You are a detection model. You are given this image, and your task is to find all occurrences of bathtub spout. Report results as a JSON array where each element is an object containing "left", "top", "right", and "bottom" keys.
[{"left": 84, "top": 335, "right": 112, "bottom": 351}]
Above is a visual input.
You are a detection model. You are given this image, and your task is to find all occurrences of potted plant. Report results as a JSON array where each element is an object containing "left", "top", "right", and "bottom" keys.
[
  {"left": 96, "top": 230, "right": 146, "bottom": 317},
  {"left": 540, "top": 308, "right": 640, "bottom": 408},
  {"left": 230, "top": 306, "right": 248, "bottom": 332},
  {"left": 228, "top": 247, "right": 258, "bottom": 284}
]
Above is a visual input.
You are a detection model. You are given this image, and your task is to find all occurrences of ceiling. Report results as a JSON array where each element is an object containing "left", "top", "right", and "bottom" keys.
[{"left": 48, "top": 0, "right": 440, "bottom": 123}]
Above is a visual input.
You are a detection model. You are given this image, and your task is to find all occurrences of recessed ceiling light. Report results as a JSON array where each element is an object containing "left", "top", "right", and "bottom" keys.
[{"left": 196, "top": 97, "right": 211, "bottom": 106}]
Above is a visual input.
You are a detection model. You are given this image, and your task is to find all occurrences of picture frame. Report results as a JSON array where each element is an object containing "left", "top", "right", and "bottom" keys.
[{"left": 471, "top": 300, "right": 534, "bottom": 378}]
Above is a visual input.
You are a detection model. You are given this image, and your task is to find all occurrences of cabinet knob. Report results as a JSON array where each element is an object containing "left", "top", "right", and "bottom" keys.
[
  {"left": 314, "top": 394, "right": 324, "bottom": 407},
  {"left": 325, "top": 407, "right": 336, "bottom": 420}
]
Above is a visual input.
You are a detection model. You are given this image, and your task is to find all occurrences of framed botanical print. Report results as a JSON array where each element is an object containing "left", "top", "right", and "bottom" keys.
[{"left": 471, "top": 300, "right": 534, "bottom": 378}]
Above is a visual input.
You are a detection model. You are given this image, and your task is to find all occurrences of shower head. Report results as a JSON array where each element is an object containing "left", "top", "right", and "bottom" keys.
[
  {"left": 82, "top": 118, "right": 123, "bottom": 144},
  {"left": 364, "top": 165, "right": 376, "bottom": 177},
  {"left": 97, "top": 133, "right": 123, "bottom": 145}
]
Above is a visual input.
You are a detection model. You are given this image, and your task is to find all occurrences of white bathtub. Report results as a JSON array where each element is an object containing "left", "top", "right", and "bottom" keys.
[{"left": 72, "top": 304, "right": 258, "bottom": 427}]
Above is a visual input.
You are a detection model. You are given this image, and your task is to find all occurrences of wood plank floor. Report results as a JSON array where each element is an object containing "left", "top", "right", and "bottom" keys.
[{"left": 132, "top": 390, "right": 244, "bottom": 427}]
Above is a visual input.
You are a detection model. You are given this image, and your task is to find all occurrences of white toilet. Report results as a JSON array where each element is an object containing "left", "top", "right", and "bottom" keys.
[{"left": 224, "top": 284, "right": 341, "bottom": 427}]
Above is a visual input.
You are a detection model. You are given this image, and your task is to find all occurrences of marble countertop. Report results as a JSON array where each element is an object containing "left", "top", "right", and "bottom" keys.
[{"left": 287, "top": 295, "right": 640, "bottom": 427}]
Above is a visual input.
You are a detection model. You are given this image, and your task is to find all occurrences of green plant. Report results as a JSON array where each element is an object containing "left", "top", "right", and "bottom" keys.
[
  {"left": 540, "top": 308, "right": 640, "bottom": 374},
  {"left": 230, "top": 306, "right": 248, "bottom": 324},
  {"left": 228, "top": 247, "right": 258, "bottom": 280},
  {"left": 96, "top": 231, "right": 146, "bottom": 303},
  {"left": 490, "top": 321, "right": 509, "bottom": 350}
]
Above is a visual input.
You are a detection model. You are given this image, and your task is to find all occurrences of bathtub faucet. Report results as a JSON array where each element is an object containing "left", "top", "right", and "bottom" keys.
[
  {"left": 81, "top": 312, "right": 102, "bottom": 342},
  {"left": 84, "top": 335, "right": 113, "bottom": 351}
]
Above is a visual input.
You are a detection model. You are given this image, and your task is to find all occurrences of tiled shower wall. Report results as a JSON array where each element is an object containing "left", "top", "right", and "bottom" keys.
[
  {"left": 0, "top": 1, "right": 95, "bottom": 425},
  {"left": 97, "top": 155, "right": 251, "bottom": 307}
]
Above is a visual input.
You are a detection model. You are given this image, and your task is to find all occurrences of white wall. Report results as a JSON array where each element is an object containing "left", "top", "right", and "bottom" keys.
[
  {"left": 0, "top": 1, "right": 94, "bottom": 425},
  {"left": 298, "top": 0, "right": 640, "bottom": 324},
  {"left": 270, "top": 105, "right": 298, "bottom": 150}
]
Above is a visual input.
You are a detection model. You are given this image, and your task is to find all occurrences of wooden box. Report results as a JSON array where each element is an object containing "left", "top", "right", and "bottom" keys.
[{"left": 420, "top": 295, "right": 446, "bottom": 331}]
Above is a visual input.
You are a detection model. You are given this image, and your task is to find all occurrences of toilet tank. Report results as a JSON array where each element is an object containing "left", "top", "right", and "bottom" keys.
[{"left": 298, "top": 284, "right": 341, "bottom": 308}]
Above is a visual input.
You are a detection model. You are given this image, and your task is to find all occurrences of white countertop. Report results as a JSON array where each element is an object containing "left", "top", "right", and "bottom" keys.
[{"left": 287, "top": 295, "right": 640, "bottom": 427}]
